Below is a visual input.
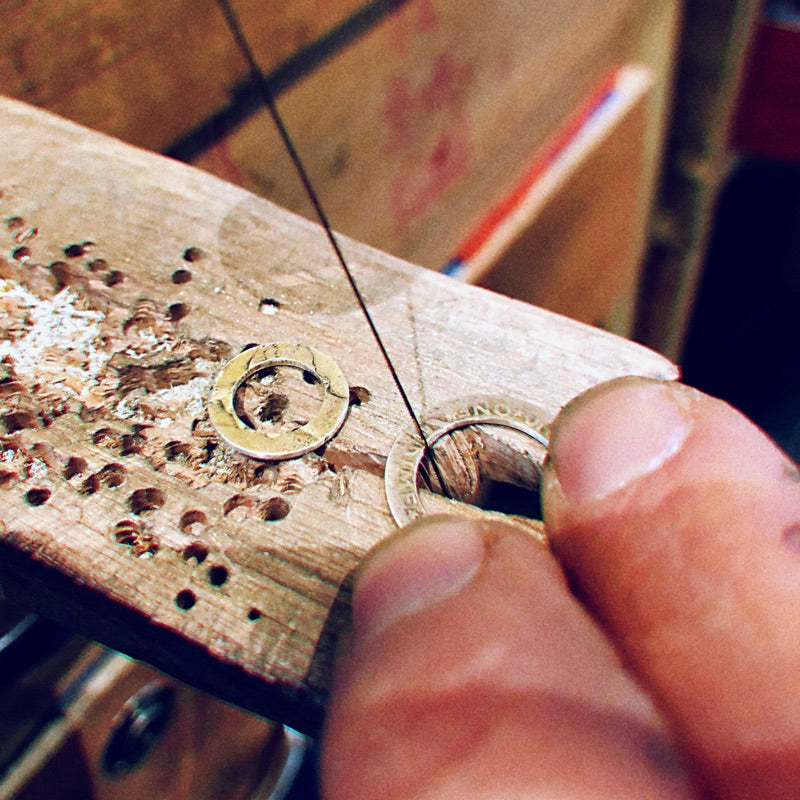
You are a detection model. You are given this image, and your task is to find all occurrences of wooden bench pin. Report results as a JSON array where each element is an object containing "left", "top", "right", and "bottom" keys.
[{"left": 0, "top": 96, "right": 676, "bottom": 734}]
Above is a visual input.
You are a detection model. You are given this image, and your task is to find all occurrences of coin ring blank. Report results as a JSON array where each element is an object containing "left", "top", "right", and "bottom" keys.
[
  {"left": 208, "top": 343, "right": 349, "bottom": 461},
  {"left": 384, "top": 398, "right": 550, "bottom": 527}
]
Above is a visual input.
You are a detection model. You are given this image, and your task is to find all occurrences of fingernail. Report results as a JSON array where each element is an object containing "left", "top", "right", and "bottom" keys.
[
  {"left": 547, "top": 377, "right": 692, "bottom": 504},
  {"left": 352, "top": 516, "right": 485, "bottom": 639}
]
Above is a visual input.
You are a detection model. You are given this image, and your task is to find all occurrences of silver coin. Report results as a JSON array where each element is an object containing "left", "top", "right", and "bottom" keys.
[{"left": 384, "top": 396, "right": 550, "bottom": 527}]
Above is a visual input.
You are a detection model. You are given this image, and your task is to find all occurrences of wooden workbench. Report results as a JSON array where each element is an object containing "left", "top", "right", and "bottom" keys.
[{"left": 0, "top": 96, "right": 676, "bottom": 734}]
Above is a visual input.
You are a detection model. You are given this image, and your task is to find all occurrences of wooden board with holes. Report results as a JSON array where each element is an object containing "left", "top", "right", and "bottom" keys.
[
  {"left": 0, "top": 0, "right": 368, "bottom": 152},
  {"left": 0, "top": 96, "right": 677, "bottom": 734}
]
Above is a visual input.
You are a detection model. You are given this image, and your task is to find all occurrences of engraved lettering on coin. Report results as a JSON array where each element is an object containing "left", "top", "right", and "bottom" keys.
[{"left": 385, "top": 396, "right": 550, "bottom": 527}]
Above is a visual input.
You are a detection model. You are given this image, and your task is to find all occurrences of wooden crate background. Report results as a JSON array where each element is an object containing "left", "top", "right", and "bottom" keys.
[
  {"left": 189, "top": 0, "right": 680, "bottom": 335},
  {"left": 2, "top": 0, "right": 682, "bottom": 337}
]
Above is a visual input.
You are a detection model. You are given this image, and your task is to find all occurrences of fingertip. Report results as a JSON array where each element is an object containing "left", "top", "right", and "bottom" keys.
[
  {"left": 542, "top": 375, "right": 795, "bottom": 531},
  {"left": 351, "top": 515, "right": 485, "bottom": 640},
  {"left": 544, "top": 376, "right": 692, "bottom": 508},
  {"left": 323, "top": 513, "right": 693, "bottom": 800}
]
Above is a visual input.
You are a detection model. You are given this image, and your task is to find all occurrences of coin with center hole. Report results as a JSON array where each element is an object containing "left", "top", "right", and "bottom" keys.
[
  {"left": 208, "top": 342, "right": 349, "bottom": 460},
  {"left": 384, "top": 397, "right": 550, "bottom": 527}
]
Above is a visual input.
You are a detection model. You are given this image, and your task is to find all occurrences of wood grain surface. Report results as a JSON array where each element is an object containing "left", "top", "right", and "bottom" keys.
[{"left": 0, "top": 96, "right": 677, "bottom": 733}]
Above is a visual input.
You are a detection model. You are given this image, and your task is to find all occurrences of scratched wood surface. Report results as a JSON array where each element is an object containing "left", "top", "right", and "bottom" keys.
[{"left": 0, "top": 97, "right": 677, "bottom": 734}]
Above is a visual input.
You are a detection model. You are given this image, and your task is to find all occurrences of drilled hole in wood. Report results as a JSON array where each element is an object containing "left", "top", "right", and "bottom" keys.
[
  {"left": 0, "top": 469, "right": 16, "bottom": 486},
  {"left": 175, "top": 590, "right": 196, "bottom": 610},
  {"left": 63, "top": 242, "right": 92, "bottom": 258},
  {"left": 105, "top": 270, "right": 125, "bottom": 287},
  {"left": 182, "top": 247, "right": 203, "bottom": 262},
  {"left": 139, "top": 539, "right": 159, "bottom": 557},
  {"left": 179, "top": 509, "right": 207, "bottom": 533},
  {"left": 421, "top": 426, "right": 547, "bottom": 521},
  {"left": 171, "top": 268, "right": 192, "bottom": 284},
  {"left": 120, "top": 434, "right": 142, "bottom": 456},
  {"left": 113, "top": 520, "right": 159, "bottom": 557},
  {"left": 247, "top": 608, "right": 263, "bottom": 622},
  {"left": 258, "top": 298, "right": 280, "bottom": 315},
  {"left": 93, "top": 428, "right": 121, "bottom": 450},
  {"left": 252, "top": 463, "right": 272, "bottom": 481},
  {"left": 3, "top": 411, "right": 38, "bottom": 433},
  {"left": 349, "top": 386, "right": 371, "bottom": 405},
  {"left": 208, "top": 564, "right": 228, "bottom": 587},
  {"left": 87, "top": 258, "right": 108, "bottom": 272},
  {"left": 233, "top": 388, "right": 285, "bottom": 430},
  {"left": 129, "top": 487, "right": 165, "bottom": 514},
  {"left": 63, "top": 456, "right": 88, "bottom": 479},
  {"left": 258, "top": 393, "right": 288, "bottom": 424},
  {"left": 80, "top": 474, "right": 100, "bottom": 495},
  {"left": 47, "top": 261, "right": 71, "bottom": 290},
  {"left": 167, "top": 302, "right": 189, "bottom": 322},
  {"left": 29, "top": 442, "right": 58, "bottom": 467},
  {"left": 183, "top": 541, "right": 209, "bottom": 564},
  {"left": 261, "top": 496, "right": 290, "bottom": 521},
  {"left": 479, "top": 481, "right": 543, "bottom": 519},
  {"left": 0, "top": 379, "right": 25, "bottom": 398},
  {"left": 223, "top": 493, "right": 253, "bottom": 517},
  {"left": 114, "top": 520, "right": 140, "bottom": 545},
  {"left": 25, "top": 488, "right": 51, "bottom": 506},
  {"left": 123, "top": 299, "right": 160, "bottom": 335},
  {"left": 12, "top": 246, "right": 31, "bottom": 261},
  {"left": 16, "top": 226, "right": 37, "bottom": 244},
  {"left": 97, "top": 463, "right": 127, "bottom": 488},
  {"left": 165, "top": 441, "right": 191, "bottom": 461}
]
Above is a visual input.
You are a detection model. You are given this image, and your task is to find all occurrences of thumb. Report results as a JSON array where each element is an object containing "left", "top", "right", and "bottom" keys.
[
  {"left": 321, "top": 515, "right": 695, "bottom": 799},
  {"left": 542, "top": 376, "right": 800, "bottom": 799}
]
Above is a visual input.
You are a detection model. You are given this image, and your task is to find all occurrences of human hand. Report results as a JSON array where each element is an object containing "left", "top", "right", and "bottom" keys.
[{"left": 320, "top": 377, "right": 800, "bottom": 799}]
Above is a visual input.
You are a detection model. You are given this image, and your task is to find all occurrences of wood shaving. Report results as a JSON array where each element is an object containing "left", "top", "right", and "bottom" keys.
[{"left": 0, "top": 279, "right": 105, "bottom": 384}]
